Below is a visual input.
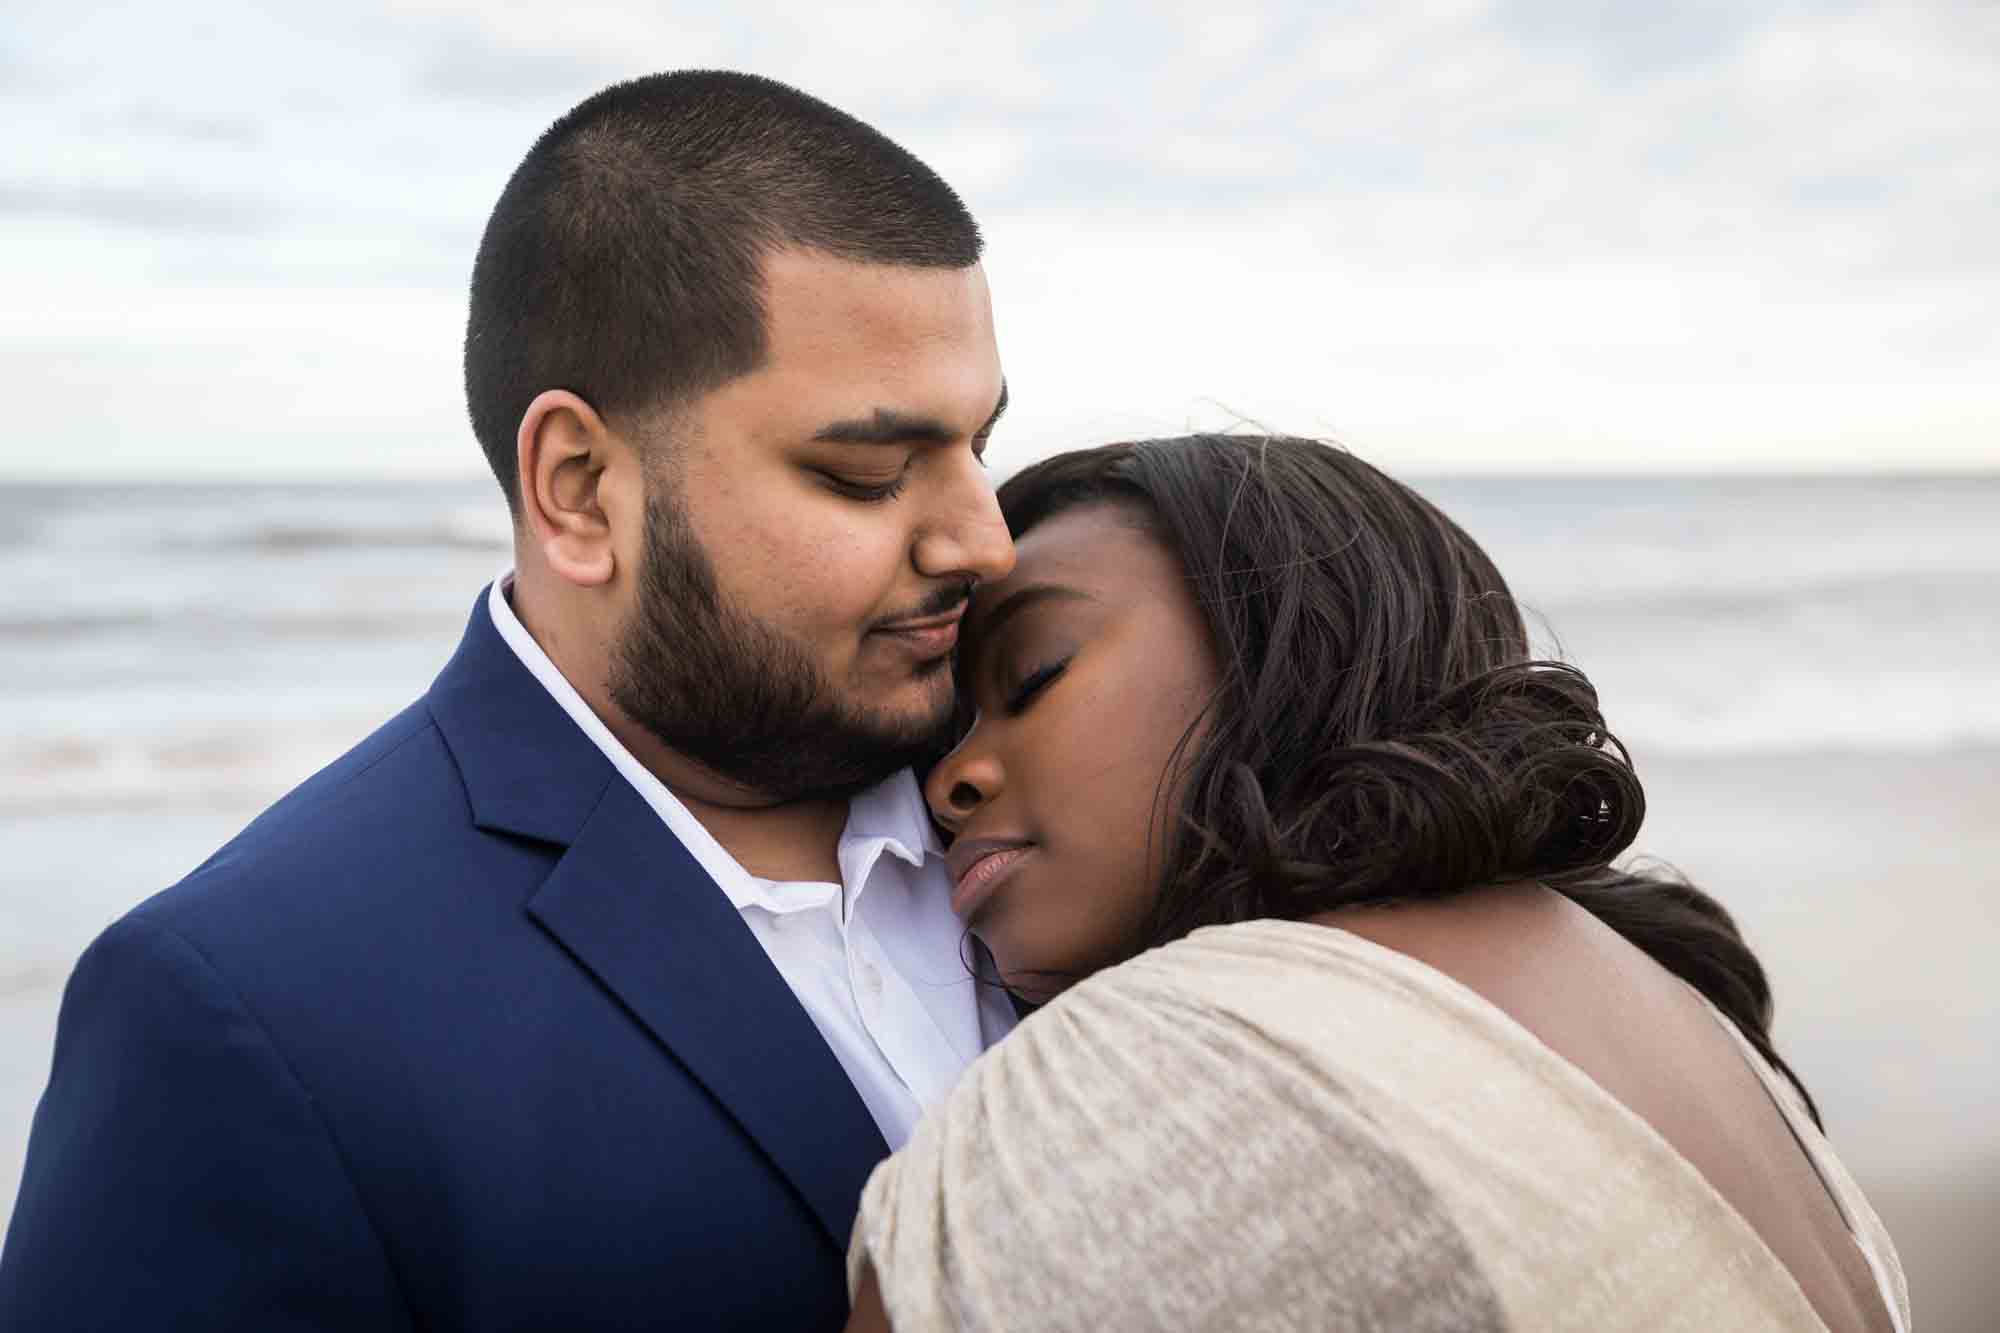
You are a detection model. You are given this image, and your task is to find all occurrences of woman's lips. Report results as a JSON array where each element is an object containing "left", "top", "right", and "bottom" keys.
[{"left": 946, "top": 840, "right": 1032, "bottom": 918}]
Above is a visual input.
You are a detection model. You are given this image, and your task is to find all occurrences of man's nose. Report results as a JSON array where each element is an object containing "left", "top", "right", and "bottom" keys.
[{"left": 913, "top": 457, "right": 1015, "bottom": 585}]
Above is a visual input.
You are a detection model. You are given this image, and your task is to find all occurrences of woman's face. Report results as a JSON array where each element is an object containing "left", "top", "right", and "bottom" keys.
[{"left": 924, "top": 502, "right": 1220, "bottom": 1001}]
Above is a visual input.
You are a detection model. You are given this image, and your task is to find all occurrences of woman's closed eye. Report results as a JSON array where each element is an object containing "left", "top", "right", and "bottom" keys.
[{"left": 1003, "top": 659, "right": 1068, "bottom": 715}]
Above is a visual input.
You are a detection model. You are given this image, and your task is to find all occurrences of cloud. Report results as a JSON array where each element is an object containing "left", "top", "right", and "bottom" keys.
[
  {"left": 0, "top": 0, "right": 1993, "bottom": 476},
  {"left": 411, "top": 19, "right": 624, "bottom": 104},
  {"left": 0, "top": 181, "right": 282, "bottom": 233},
  {"left": 1486, "top": 0, "right": 1760, "bottom": 78},
  {"left": 89, "top": 103, "right": 265, "bottom": 148}
]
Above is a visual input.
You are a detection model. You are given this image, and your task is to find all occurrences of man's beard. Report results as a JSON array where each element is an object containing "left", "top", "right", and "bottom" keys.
[{"left": 607, "top": 486, "right": 962, "bottom": 802}]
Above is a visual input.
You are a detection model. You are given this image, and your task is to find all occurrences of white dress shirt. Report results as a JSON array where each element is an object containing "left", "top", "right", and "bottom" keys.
[{"left": 487, "top": 577, "right": 1015, "bottom": 1149}]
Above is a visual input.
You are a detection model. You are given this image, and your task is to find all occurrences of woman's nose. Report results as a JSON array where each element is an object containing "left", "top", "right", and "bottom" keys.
[{"left": 925, "top": 730, "right": 1003, "bottom": 832}]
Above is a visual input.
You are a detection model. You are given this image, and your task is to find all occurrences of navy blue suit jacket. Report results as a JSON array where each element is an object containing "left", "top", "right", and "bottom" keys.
[{"left": 1, "top": 593, "right": 891, "bottom": 1330}]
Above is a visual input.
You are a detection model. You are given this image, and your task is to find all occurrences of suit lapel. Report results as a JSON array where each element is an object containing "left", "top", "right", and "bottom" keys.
[
  {"left": 525, "top": 781, "right": 890, "bottom": 1249},
  {"left": 431, "top": 591, "right": 891, "bottom": 1251}
]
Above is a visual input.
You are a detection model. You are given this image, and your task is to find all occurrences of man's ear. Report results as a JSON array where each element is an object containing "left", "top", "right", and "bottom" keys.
[{"left": 516, "top": 388, "right": 623, "bottom": 588}]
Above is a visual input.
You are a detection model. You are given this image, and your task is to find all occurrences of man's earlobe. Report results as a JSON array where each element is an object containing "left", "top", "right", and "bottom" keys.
[{"left": 518, "top": 389, "right": 618, "bottom": 588}]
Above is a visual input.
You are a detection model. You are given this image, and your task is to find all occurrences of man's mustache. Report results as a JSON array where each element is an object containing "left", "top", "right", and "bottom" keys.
[{"left": 871, "top": 579, "right": 975, "bottom": 630}]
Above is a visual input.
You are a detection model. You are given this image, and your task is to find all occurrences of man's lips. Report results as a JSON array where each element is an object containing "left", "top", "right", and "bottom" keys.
[
  {"left": 870, "top": 605, "right": 966, "bottom": 656},
  {"left": 945, "top": 837, "right": 1033, "bottom": 917}
]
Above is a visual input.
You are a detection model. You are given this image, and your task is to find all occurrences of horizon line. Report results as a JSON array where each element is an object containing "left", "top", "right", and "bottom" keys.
[{"left": 3, "top": 464, "right": 1996, "bottom": 487}]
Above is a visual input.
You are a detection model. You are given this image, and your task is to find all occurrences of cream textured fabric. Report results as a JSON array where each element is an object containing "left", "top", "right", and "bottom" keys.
[{"left": 850, "top": 918, "right": 1908, "bottom": 1332}]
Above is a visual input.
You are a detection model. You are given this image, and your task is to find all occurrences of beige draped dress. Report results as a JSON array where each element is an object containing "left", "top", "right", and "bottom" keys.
[{"left": 850, "top": 919, "right": 1907, "bottom": 1332}]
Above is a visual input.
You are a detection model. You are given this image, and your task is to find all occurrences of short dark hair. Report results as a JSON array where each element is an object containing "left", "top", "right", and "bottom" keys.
[
  {"left": 463, "top": 70, "right": 983, "bottom": 508},
  {"left": 997, "top": 435, "right": 1820, "bottom": 1126}
]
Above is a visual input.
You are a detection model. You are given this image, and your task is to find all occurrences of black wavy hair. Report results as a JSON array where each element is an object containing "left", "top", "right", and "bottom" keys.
[{"left": 996, "top": 434, "right": 1820, "bottom": 1125}]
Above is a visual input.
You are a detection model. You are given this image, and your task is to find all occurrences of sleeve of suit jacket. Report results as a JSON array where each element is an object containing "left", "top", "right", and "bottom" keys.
[{"left": 0, "top": 914, "right": 414, "bottom": 1331}]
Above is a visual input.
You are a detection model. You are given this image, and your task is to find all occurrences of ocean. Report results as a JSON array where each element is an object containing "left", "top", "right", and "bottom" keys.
[
  {"left": 3, "top": 474, "right": 1992, "bottom": 819},
  {"left": 3, "top": 473, "right": 1996, "bottom": 1323}
]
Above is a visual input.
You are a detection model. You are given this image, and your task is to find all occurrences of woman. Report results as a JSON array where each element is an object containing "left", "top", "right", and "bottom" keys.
[{"left": 846, "top": 437, "right": 1906, "bottom": 1332}]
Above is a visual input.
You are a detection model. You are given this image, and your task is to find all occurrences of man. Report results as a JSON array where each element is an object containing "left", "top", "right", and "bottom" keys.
[{"left": 1, "top": 71, "right": 1015, "bottom": 1330}]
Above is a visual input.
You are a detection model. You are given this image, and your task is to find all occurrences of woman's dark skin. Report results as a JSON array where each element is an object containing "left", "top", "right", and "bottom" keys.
[
  {"left": 846, "top": 1267, "right": 890, "bottom": 1333},
  {"left": 848, "top": 503, "right": 1891, "bottom": 1333},
  {"left": 1329, "top": 886, "right": 1891, "bottom": 1333}
]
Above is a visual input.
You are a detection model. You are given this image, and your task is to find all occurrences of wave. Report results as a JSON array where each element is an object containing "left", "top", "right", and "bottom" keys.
[
  {"left": 152, "top": 509, "right": 510, "bottom": 555},
  {"left": 0, "top": 608, "right": 471, "bottom": 640},
  {"left": 182, "top": 520, "right": 511, "bottom": 554},
  {"left": 1593, "top": 661, "right": 2000, "bottom": 759},
  {"left": 1486, "top": 533, "right": 2000, "bottom": 611},
  {"left": 1512, "top": 572, "right": 2000, "bottom": 640},
  {"left": 0, "top": 611, "right": 163, "bottom": 638},
  {"left": 24, "top": 493, "right": 513, "bottom": 557},
  {"left": 0, "top": 725, "right": 367, "bottom": 815},
  {"left": 1433, "top": 475, "right": 2000, "bottom": 606}
]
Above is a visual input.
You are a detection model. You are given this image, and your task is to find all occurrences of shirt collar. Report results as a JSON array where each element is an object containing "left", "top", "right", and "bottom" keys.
[
  {"left": 486, "top": 572, "right": 942, "bottom": 915},
  {"left": 830, "top": 769, "right": 944, "bottom": 924},
  {"left": 846, "top": 768, "right": 945, "bottom": 866}
]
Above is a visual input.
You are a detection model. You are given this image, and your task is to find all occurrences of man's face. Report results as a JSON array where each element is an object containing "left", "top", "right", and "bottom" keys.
[{"left": 608, "top": 248, "right": 1013, "bottom": 800}]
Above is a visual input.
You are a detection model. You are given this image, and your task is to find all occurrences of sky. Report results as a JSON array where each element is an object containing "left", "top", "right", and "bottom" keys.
[{"left": 2, "top": 0, "right": 1995, "bottom": 479}]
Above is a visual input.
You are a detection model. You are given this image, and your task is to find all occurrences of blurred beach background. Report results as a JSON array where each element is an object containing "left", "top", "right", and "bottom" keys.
[
  {"left": 3, "top": 1, "right": 1996, "bottom": 1326},
  {"left": 3, "top": 473, "right": 1995, "bottom": 1326}
]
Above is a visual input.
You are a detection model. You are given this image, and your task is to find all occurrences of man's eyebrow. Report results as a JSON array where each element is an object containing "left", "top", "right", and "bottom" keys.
[
  {"left": 810, "top": 409, "right": 953, "bottom": 446},
  {"left": 810, "top": 380, "right": 1009, "bottom": 447}
]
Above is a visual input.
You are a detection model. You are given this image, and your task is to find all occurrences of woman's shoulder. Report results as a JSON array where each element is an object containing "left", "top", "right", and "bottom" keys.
[
  {"left": 1047, "top": 914, "right": 1510, "bottom": 1044},
  {"left": 852, "top": 918, "right": 1523, "bottom": 1331},
  {"left": 949, "top": 915, "right": 1548, "bottom": 1136},
  {"left": 855, "top": 914, "right": 1843, "bottom": 1331}
]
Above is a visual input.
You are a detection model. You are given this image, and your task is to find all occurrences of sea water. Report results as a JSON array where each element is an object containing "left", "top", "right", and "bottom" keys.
[{"left": 4, "top": 474, "right": 1993, "bottom": 819}]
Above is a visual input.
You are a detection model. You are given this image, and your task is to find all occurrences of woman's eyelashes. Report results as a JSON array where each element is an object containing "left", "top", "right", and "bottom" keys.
[{"left": 1002, "top": 658, "right": 1069, "bottom": 715}]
